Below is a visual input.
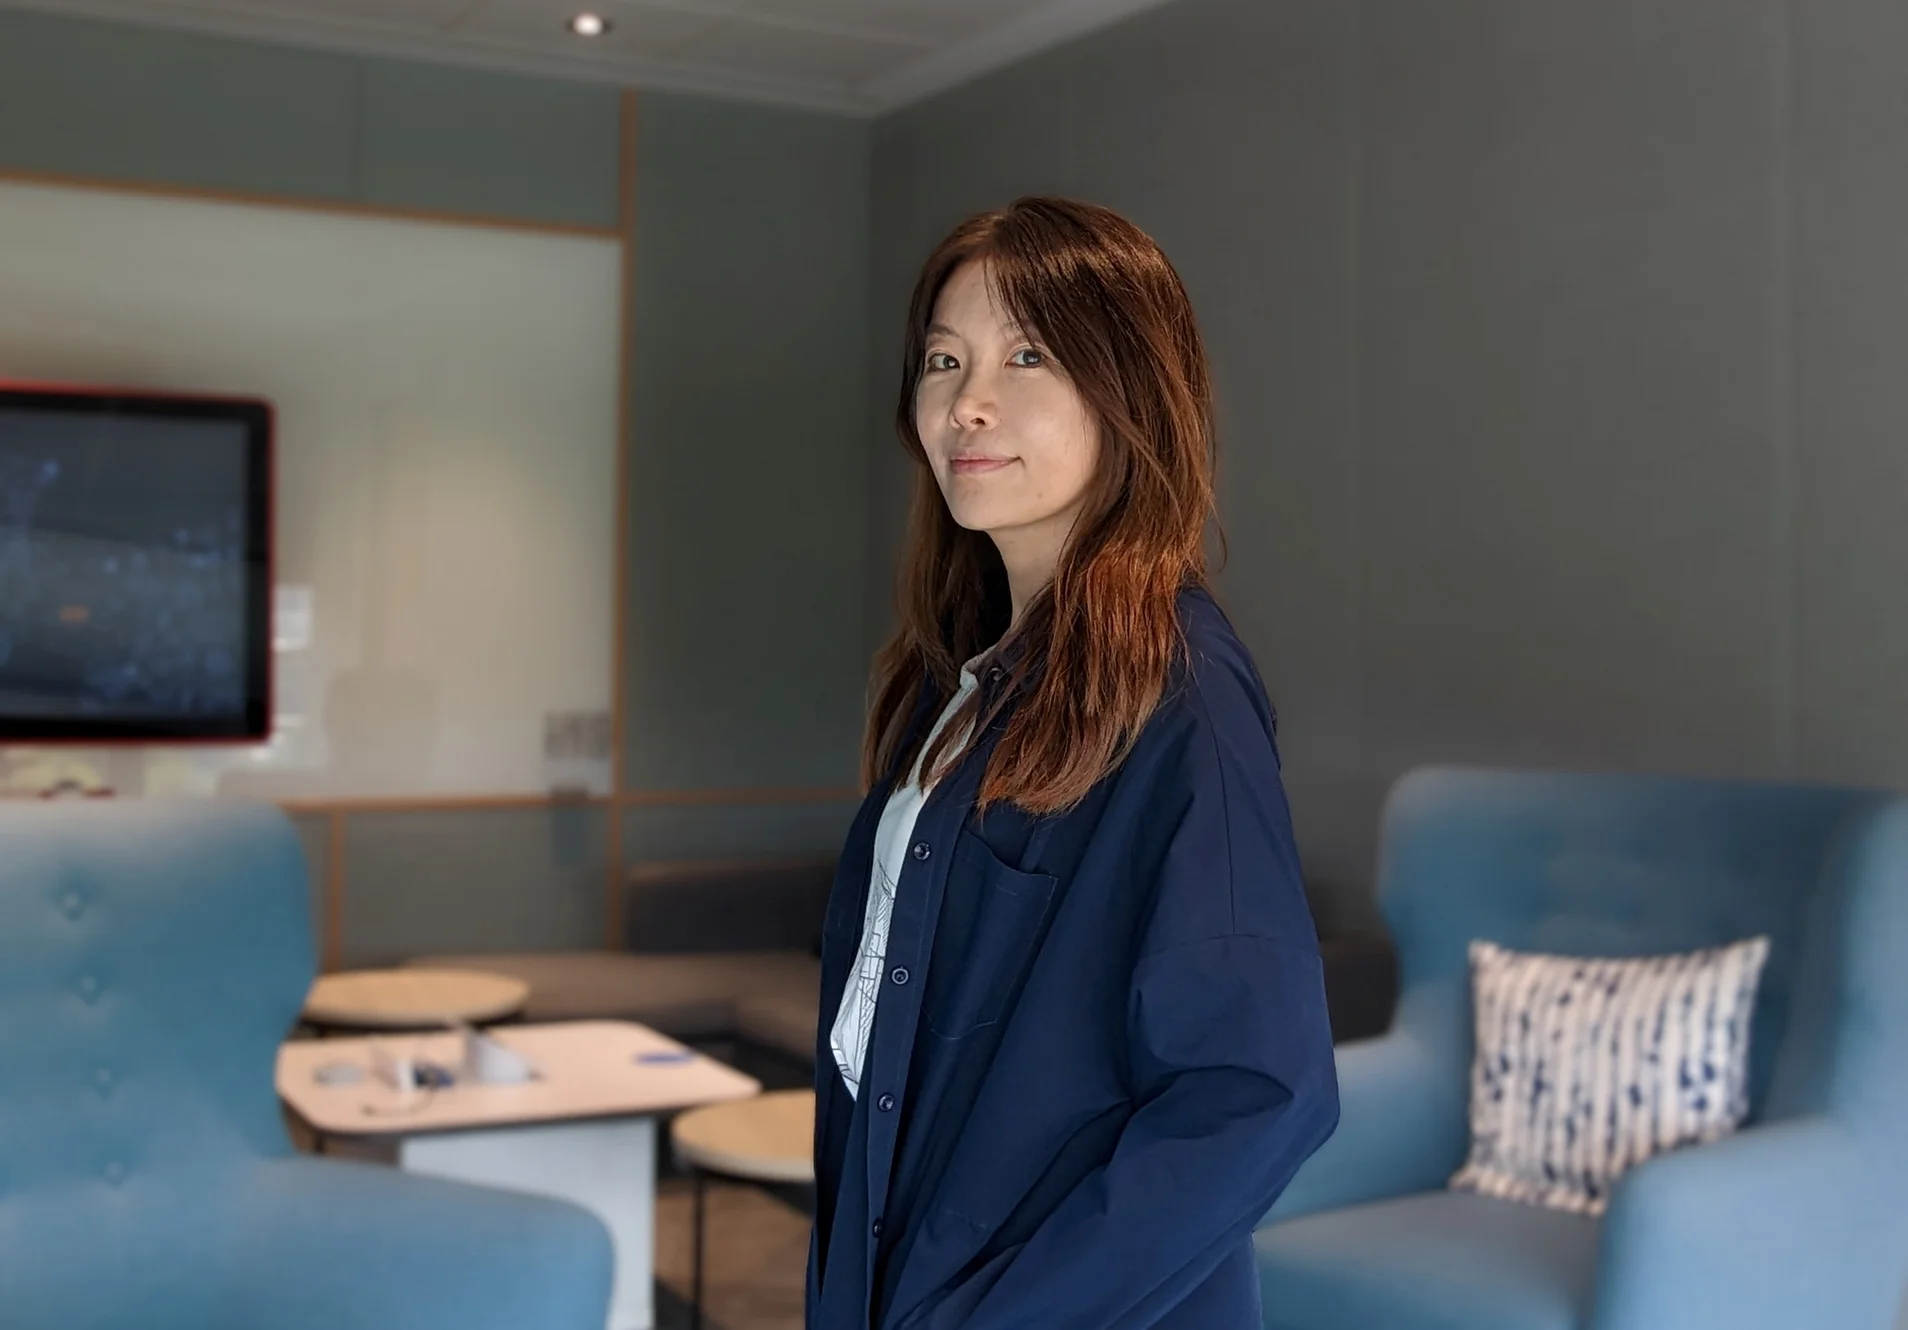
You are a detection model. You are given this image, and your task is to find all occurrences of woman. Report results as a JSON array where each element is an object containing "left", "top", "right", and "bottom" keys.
[{"left": 808, "top": 198, "right": 1339, "bottom": 1329}]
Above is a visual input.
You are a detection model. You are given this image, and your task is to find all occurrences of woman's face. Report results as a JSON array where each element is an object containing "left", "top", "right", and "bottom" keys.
[{"left": 916, "top": 261, "right": 1099, "bottom": 569}]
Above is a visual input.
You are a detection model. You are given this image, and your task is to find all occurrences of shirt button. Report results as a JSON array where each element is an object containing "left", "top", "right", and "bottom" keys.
[
  {"left": 890, "top": 966, "right": 909, "bottom": 986},
  {"left": 877, "top": 1093, "right": 895, "bottom": 1112},
  {"left": 77, "top": 975, "right": 100, "bottom": 1002},
  {"left": 911, "top": 842, "right": 930, "bottom": 861},
  {"left": 102, "top": 1161, "right": 124, "bottom": 1186},
  {"left": 93, "top": 1067, "right": 114, "bottom": 1093},
  {"left": 872, "top": 1219, "right": 883, "bottom": 1238},
  {"left": 60, "top": 891, "right": 85, "bottom": 920}
]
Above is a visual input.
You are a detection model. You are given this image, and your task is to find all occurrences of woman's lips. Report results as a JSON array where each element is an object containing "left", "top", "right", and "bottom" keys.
[{"left": 950, "top": 456, "right": 1014, "bottom": 475}]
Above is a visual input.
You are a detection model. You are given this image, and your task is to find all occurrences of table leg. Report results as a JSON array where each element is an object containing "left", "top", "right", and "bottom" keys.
[
  {"left": 398, "top": 1115, "right": 657, "bottom": 1330},
  {"left": 691, "top": 1166, "right": 705, "bottom": 1330}
]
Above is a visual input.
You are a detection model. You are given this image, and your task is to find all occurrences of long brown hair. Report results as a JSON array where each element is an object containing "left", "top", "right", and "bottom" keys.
[{"left": 862, "top": 197, "right": 1219, "bottom": 814}]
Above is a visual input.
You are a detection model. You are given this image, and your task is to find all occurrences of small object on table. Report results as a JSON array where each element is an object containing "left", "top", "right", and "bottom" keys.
[
  {"left": 669, "top": 1090, "right": 816, "bottom": 1330},
  {"left": 458, "top": 1021, "right": 539, "bottom": 1084},
  {"left": 369, "top": 1044, "right": 420, "bottom": 1092},
  {"left": 301, "top": 967, "right": 530, "bottom": 1033}
]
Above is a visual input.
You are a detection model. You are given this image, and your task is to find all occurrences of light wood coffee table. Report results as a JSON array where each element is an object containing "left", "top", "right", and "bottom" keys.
[
  {"left": 278, "top": 1020, "right": 759, "bottom": 1330},
  {"left": 670, "top": 1090, "right": 816, "bottom": 1330},
  {"left": 302, "top": 966, "right": 530, "bottom": 1031}
]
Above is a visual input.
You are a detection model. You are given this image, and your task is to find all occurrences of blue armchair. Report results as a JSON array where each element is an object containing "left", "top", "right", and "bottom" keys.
[
  {"left": 0, "top": 800, "right": 614, "bottom": 1330},
  {"left": 1256, "top": 767, "right": 1908, "bottom": 1330}
]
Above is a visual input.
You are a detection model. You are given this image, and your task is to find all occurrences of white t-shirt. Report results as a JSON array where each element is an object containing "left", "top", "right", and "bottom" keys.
[{"left": 829, "top": 656, "right": 986, "bottom": 1099}]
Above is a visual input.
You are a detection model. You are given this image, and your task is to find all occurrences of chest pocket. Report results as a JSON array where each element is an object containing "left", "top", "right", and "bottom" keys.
[{"left": 923, "top": 830, "right": 1059, "bottom": 1039}]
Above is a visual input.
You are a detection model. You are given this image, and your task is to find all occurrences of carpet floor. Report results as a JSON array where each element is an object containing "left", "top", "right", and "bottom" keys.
[{"left": 651, "top": 1175, "right": 809, "bottom": 1330}]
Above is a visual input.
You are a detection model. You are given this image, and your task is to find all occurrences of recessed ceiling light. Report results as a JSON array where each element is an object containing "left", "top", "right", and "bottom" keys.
[{"left": 568, "top": 12, "right": 610, "bottom": 37}]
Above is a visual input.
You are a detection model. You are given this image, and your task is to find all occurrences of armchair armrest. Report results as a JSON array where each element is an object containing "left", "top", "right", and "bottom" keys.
[
  {"left": 220, "top": 1155, "right": 613, "bottom": 1330},
  {"left": 1593, "top": 1115, "right": 1905, "bottom": 1330},
  {"left": 1260, "top": 1029, "right": 1467, "bottom": 1225}
]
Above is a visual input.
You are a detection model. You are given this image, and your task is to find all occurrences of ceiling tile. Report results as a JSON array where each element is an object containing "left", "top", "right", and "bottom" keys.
[
  {"left": 704, "top": 0, "right": 1027, "bottom": 45},
  {"left": 191, "top": 0, "right": 475, "bottom": 33},
  {"left": 671, "top": 14, "right": 928, "bottom": 87},
  {"left": 454, "top": 0, "right": 716, "bottom": 57}
]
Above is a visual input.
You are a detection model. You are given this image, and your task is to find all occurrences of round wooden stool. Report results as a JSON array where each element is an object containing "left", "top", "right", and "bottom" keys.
[
  {"left": 301, "top": 967, "right": 530, "bottom": 1033},
  {"left": 670, "top": 1089, "right": 815, "bottom": 1330}
]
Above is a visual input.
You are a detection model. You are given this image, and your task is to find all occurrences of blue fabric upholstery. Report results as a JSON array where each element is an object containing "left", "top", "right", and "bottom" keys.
[
  {"left": 0, "top": 800, "right": 613, "bottom": 1330},
  {"left": 1258, "top": 767, "right": 1908, "bottom": 1330},
  {"left": 1259, "top": 1189, "right": 1597, "bottom": 1330}
]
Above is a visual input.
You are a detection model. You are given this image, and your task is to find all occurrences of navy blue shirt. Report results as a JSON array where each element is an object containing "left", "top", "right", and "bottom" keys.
[{"left": 807, "top": 585, "right": 1339, "bottom": 1329}]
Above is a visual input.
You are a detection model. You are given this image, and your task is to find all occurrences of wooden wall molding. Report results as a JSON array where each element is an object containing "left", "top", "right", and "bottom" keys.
[{"left": 0, "top": 165, "right": 622, "bottom": 239}]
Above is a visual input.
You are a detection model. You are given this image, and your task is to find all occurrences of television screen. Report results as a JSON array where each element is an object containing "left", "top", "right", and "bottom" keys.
[{"left": 0, "top": 386, "right": 272, "bottom": 741}]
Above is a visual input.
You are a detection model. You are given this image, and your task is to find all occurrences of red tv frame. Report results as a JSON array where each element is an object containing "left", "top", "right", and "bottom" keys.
[{"left": 0, "top": 381, "right": 274, "bottom": 744}]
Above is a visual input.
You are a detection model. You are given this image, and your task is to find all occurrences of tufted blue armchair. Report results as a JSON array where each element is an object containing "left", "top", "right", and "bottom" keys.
[
  {"left": 0, "top": 799, "right": 613, "bottom": 1330},
  {"left": 1256, "top": 766, "right": 1908, "bottom": 1330}
]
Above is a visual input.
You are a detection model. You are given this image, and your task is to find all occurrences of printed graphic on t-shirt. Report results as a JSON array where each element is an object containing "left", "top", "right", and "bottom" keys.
[{"left": 833, "top": 856, "right": 898, "bottom": 1098}]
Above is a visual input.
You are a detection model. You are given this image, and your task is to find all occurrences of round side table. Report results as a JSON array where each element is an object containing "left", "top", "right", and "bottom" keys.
[
  {"left": 301, "top": 967, "right": 530, "bottom": 1033},
  {"left": 670, "top": 1089, "right": 815, "bottom": 1330}
]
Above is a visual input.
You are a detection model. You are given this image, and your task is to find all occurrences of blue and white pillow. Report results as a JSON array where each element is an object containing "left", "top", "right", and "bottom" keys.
[{"left": 1449, "top": 935, "right": 1771, "bottom": 1216}]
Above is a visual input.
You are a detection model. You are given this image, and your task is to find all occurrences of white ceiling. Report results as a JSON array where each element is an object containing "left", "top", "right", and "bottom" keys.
[{"left": 4, "top": 0, "right": 1176, "bottom": 113}]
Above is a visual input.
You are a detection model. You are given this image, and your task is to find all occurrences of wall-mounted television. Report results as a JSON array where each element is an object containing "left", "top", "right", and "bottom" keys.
[{"left": 0, "top": 384, "right": 272, "bottom": 742}]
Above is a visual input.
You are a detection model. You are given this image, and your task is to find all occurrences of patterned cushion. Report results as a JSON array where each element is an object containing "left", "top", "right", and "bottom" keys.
[{"left": 1449, "top": 935, "right": 1771, "bottom": 1215}]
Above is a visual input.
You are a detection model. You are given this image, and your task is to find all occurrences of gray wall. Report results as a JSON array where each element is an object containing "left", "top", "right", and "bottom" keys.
[
  {"left": 615, "top": 90, "right": 869, "bottom": 964},
  {"left": 867, "top": 0, "right": 1908, "bottom": 933},
  {"left": 0, "top": 9, "right": 867, "bottom": 964},
  {"left": 627, "top": 92, "right": 871, "bottom": 794},
  {"left": 0, "top": 9, "right": 622, "bottom": 225}
]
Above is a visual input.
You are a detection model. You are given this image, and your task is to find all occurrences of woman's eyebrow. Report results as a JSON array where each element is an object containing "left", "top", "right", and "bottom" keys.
[{"left": 927, "top": 320, "right": 1032, "bottom": 341}]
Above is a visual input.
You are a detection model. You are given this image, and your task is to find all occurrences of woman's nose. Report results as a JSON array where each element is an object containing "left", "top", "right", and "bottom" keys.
[{"left": 950, "top": 378, "right": 996, "bottom": 430}]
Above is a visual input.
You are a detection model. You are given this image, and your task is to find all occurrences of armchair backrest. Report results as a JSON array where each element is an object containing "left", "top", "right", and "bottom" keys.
[
  {"left": 0, "top": 799, "right": 313, "bottom": 1311},
  {"left": 1775, "top": 800, "right": 1908, "bottom": 1137},
  {"left": 1376, "top": 767, "right": 1897, "bottom": 1123}
]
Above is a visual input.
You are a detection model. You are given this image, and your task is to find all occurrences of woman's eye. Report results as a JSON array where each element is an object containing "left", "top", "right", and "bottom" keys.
[
  {"left": 1010, "top": 347, "right": 1046, "bottom": 368},
  {"left": 925, "top": 351, "right": 958, "bottom": 372}
]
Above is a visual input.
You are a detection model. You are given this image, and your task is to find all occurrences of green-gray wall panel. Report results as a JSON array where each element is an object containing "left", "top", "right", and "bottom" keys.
[
  {"left": 864, "top": 112, "right": 926, "bottom": 656},
  {"left": 620, "top": 799, "right": 859, "bottom": 864},
  {"left": 0, "top": 9, "right": 621, "bottom": 229},
  {"left": 1794, "top": 0, "right": 1908, "bottom": 790},
  {"left": 288, "top": 809, "right": 332, "bottom": 957},
  {"left": 1069, "top": 0, "right": 1371, "bottom": 916},
  {"left": 353, "top": 58, "right": 622, "bottom": 227},
  {"left": 339, "top": 805, "right": 607, "bottom": 966},
  {"left": 1358, "top": 0, "right": 1792, "bottom": 790},
  {"left": 0, "top": 9, "right": 356, "bottom": 199},
  {"left": 625, "top": 92, "right": 871, "bottom": 791}
]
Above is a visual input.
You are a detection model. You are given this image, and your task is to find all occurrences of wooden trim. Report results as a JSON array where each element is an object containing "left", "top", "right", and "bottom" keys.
[
  {"left": 627, "top": 854, "right": 836, "bottom": 883},
  {"left": 604, "top": 808, "right": 627, "bottom": 953},
  {"left": 613, "top": 87, "right": 637, "bottom": 801},
  {"left": 274, "top": 787, "right": 858, "bottom": 815},
  {"left": 322, "top": 810, "right": 345, "bottom": 973},
  {"left": 607, "top": 87, "right": 640, "bottom": 951},
  {"left": 278, "top": 793, "right": 609, "bottom": 815},
  {"left": 0, "top": 165, "right": 622, "bottom": 241},
  {"left": 616, "top": 786, "right": 862, "bottom": 806}
]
